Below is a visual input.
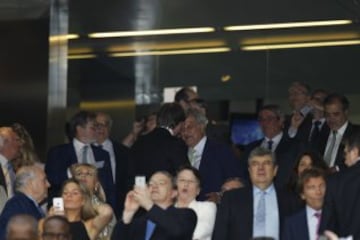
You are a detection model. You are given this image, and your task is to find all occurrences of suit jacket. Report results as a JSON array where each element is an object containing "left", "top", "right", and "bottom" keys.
[
  {"left": 0, "top": 192, "right": 44, "bottom": 239},
  {"left": 212, "top": 186, "right": 300, "bottom": 240},
  {"left": 111, "top": 139, "right": 130, "bottom": 218},
  {"left": 198, "top": 138, "right": 243, "bottom": 200},
  {"left": 319, "top": 161, "right": 360, "bottom": 238},
  {"left": 284, "top": 112, "right": 314, "bottom": 143},
  {"left": 45, "top": 142, "right": 115, "bottom": 208},
  {"left": 316, "top": 122, "right": 360, "bottom": 170},
  {"left": 111, "top": 205, "right": 197, "bottom": 240},
  {"left": 282, "top": 208, "right": 309, "bottom": 240},
  {"left": 241, "top": 134, "right": 304, "bottom": 190},
  {"left": 128, "top": 128, "right": 189, "bottom": 182}
]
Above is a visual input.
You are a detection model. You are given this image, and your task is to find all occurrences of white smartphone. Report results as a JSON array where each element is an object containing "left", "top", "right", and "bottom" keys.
[
  {"left": 135, "top": 176, "right": 146, "bottom": 188},
  {"left": 53, "top": 197, "right": 64, "bottom": 213}
]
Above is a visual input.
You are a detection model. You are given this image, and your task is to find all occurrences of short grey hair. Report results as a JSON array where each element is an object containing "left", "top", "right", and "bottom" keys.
[
  {"left": 15, "top": 165, "right": 38, "bottom": 191},
  {"left": 248, "top": 147, "right": 277, "bottom": 165},
  {"left": 186, "top": 108, "right": 208, "bottom": 126}
]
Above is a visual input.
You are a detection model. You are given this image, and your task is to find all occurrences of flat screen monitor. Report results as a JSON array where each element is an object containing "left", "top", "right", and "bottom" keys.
[{"left": 230, "top": 113, "right": 263, "bottom": 146}]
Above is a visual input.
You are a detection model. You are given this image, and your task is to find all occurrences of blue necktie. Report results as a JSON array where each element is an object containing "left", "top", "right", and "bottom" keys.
[
  {"left": 145, "top": 220, "right": 156, "bottom": 240},
  {"left": 254, "top": 191, "right": 266, "bottom": 236}
]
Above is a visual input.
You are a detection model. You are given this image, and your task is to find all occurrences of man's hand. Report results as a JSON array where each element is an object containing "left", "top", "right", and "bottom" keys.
[
  {"left": 122, "top": 191, "right": 140, "bottom": 224},
  {"left": 133, "top": 186, "right": 154, "bottom": 211},
  {"left": 291, "top": 111, "right": 305, "bottom": 129}
]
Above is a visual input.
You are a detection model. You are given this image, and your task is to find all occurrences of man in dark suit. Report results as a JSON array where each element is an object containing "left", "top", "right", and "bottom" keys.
[
  {"left": 284, "top": 82, "right": 313, "bottom": 142},
  {"left": 241, "top": 104, "right": 303, "bottom": 189},
  {"left": 129, "top": 103, "right": 189, "bottom": 182},
  {"left": 0, "top": 165, "right": 50, "bottom": 239},
  {"left": 212, "top": 147, "right": 300, "bottom": 240},
  {"left": 95, "top": 111, "right": 129, "bottom": 218},
  {"left": 316, "top": 93, "right": 359, "bottom": 171},
  {"left": 111, "top": 171, "right": 197, "bottom": 240},
  {"left": 45, "top": 111, "right": 115, "bottom": 207},
  {"left": 182, "top": 108, "right": 242, "bottom": 200},
  {"left": 319, "top": 129, "right": 360, "bottom": 239},
  {"left": 282, "top": 168, "right": 326, "bottom": 240}
]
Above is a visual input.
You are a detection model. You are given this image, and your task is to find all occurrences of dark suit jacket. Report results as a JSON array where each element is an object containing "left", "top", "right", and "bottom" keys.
[
  {"left": 282, "top": 208, "right": 309, "bottom": 240},
  {"left": 111, "top": 139, "right": 130, "bottom": 218},
  {"left": 0, "top": 192, "right": 44, "bottom": 239},
  {"left": 198, "top": 138, "right": 243, "bottom": 200},
  {"left": 316, "top": 122, "right": 360, "bottom": 170},
  {"left": 128, "top": 128, "right": 189, "bottom": 182},
  {"left": 111, "top": 205, "right": 197, "bottom": 240},
  {"left": 212, "top": 185, "right": 300, "bottom": 240},
  {"left": 241, "top": 134, "right": 304, "bottom": 190},
  {"left": 319, "top": 161, "right": 360, "bottom": 238},
  {"left": 284, "top": 112, "right": 314, "bottom": 143},
  {"left": 45, "top": 142, "right": 115, "bottom": 208}
]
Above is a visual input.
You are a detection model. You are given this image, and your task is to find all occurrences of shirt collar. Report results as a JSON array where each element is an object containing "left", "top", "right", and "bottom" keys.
[
  {"left": 265, "top": 132, "right": 282, "bottom": 144},
  {"left": 336, "top": 121, "right": 348, "bottom": 135},
  {"left": 192, "top": 136, "right": 207, "bottom": 155},
  {"left": 73, "top": 138, "right": 87, "bottom": 149},
  {"left": 0, "top": 154, "right": 8, "bottom": 167},
  {"left": 253, "top": 183, "right": 275, "bottom": 195},
  {"left": 306, "top": 205, "right": 321, "bottom": 216}
]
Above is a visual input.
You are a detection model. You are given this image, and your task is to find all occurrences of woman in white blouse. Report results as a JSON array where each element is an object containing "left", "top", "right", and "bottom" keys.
[{"left": 175, "top": 166, "right": 217, "bottom": 240}]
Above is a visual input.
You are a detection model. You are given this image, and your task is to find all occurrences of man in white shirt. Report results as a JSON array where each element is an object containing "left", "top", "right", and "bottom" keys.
[{"left": 282, "top": 168, "right": 326, "bottom": 240}]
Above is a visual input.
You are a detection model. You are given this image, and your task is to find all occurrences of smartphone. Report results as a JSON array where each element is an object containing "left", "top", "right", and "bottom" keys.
[
  {"left": 135, "top": 176, "right": 146, "bottom": 188},
  {"left": 53, "top": 197, "right": 64, "bottom": 213}
]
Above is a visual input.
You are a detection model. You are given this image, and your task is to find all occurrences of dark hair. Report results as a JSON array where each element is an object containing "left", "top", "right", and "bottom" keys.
[
  {"left": 68, "top": 111, "right": 96, "bottom": 139},
  {"left": 258, "top": 104, "right": 284, "bottom": 120},
  {"left": 156, "top": 103, "right": 185, "bottom": 129},
  {"left": 287, "top": 150, "right": 328, "bottom": 193},
  {"left": 343, "top": 128, "right": 360, "bottom": 152},
  {"left": 289, "top": 82, "right": 311, "bottom": 96},
  {"left": 248, "top": 147, "right": 277, "bottom": 166},
  {"left": 323, "top": 93, "right": 350, "bottom": 111},
  {"left": 150, "top": 171, "right": 177, "bottom": 189},
  {"left": 42, "top": 215, "right": 71, "bottom": 239},
  {"left": 176, "top": 165, "right": 202, "bottom": 186},
  {"left": 174, "top": 87, "right": 195, "bottom": 103},
  {"left": 297, "top": 168, "right": 326, "bottom": 194}
]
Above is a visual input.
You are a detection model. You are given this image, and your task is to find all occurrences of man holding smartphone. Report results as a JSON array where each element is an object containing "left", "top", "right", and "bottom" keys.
[{"left": 111, "top": 171, "right": 197, "bottom": 240}]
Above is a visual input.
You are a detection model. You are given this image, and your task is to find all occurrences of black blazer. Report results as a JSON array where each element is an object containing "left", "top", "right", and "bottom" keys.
[
  {"left": 282, "top": 208, "right": 310, "bottom": 240},
  {"left": 111, "top": 205, "right": 197, "bottom": 240},
  {"left": 197, "top": 138, "right": 243, "bottom": 200},
  {"left": 0, "top": 192, "right": 44, "bottom": 239},
  {"left": 319, "top": 161, "right": 360, "bottom": 238},
  {"left": 212, "top": 186, "right": 300, "bottom": 240},
  {"left": 284, "top": 112, "right": 314, "bottom": 143},
  {"left": 128, "top": 128, "right": 189, "bottom": 182}
]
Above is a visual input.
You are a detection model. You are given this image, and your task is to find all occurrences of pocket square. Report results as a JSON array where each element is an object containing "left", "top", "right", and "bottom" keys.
[{"left": 94, "top": 161, "right": 105, "bottom": 168}]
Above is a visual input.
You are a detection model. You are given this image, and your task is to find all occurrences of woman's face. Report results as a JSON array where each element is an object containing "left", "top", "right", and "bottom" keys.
[
  {"left": 73, "top": 166, "right": 97, "bottom": 192},
  {"left": 176, "top": 170, "right": 200, "bottom": 202},
  {"left": 62, "top": 182, "right": 85, "bottom": 210},
  {"left": 297, "top": 155, "right": 313, "bottom": 175}
]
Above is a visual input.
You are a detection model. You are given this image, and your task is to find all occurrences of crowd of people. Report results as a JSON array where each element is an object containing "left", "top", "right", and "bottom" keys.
[{"left": 0, "top": 83, "right": 359, "bottom": 240}]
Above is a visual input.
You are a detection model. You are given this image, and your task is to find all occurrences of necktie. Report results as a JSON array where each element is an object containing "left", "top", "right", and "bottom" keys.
[
  {"left": 254, "top": 191, "right": 266, "bottom": 236},
  {"left": 310, "top": 121, "right": 321, "bottom": 143},
  {"left": 314, "top": 212, "right": 321, "bottom": 239},
  {"left": 188, "top": 148, "right": 196, "bottom": 166},
  {"left": 324, "top": 131, "right": 337, "bottom": 166},
  {"left": 82, "top": 145, "right": 89, "bottom": 163},
  {"left": 6, "top": 162, "right": 16, "bottom": 197},
  {"left": 145, "top": 220, "right": 156, "bottom": 240},
  {"left": 267, "top": 140, "right": 273, "bottom": 151}
]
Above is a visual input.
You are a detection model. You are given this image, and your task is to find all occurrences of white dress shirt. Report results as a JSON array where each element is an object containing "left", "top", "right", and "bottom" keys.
[
  {"left": 261, "top": 132, "right": 283, "bottom": 152},
  {"left": 306, "top": 206, "right": 321, "bottom": 240},
  {"left": 73, "top": 138, "right": 95, "bottom": 165},
  {"left": 188, "top": 136, "right": 207, "bottom": 169},
  {"left": 253, "top": 184, "right": 279, "bottom": 240}
]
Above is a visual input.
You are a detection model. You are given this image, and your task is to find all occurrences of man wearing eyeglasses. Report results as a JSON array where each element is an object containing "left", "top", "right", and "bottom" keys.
[{"left": 111, "top": 171, "right": 197, "bottom": 240}]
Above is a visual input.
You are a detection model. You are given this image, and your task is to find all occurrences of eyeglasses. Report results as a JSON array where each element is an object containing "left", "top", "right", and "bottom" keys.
[
  {"left": 42, "top": 232, "right": 70, "bottom": 240},
  {"left": 75, "top": 171, "right": 95, "bottom": 178}
]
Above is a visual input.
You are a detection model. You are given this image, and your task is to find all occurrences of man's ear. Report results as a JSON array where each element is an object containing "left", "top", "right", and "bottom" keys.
[{"left": 171, "top": 189, "right": 178, "bottom": 199}]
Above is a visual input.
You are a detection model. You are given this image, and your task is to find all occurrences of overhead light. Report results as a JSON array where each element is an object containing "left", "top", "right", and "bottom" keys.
[
  {"left": 221, "top": 74, "right": 231, "bottom": 82},
  {"left": 80, "top": 100, "right": 135, "bottom": 109},
  {"left": 109, "top": 47, "right": 230, "bottom": 57},
  {"left": 224, "top": 19, "right": 352, "bottom": 31},
  {"left": 49, "top": 34, "right": 79, "bottom": 42},
  {"left": 68, "top": 54, "right": 97, "bottom": 59},
  {"left": 88, "top": 27, "right": 215, "bottom": 38},
  {"left": 242, "top": 39, "right": 360, "bottom": 51}
]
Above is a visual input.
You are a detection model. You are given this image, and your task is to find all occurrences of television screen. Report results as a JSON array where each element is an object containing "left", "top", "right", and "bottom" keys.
[{"left": 230, "top": 113, "right": 263, "bottom": 146}]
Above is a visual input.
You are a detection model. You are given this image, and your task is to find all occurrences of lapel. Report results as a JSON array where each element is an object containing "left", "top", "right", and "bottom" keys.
[
  {"left": 299, "top": 209, "right": 310, "bottom": 240},
  {"left": 198, "top": 138, "right": 210, "bottom": 171},
  {"left": 0, "top": 166, "right": 7, "bottom": 193}
]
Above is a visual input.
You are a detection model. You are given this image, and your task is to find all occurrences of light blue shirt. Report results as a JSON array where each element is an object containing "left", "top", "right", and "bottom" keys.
[{"left": 253, "top": 184, "right": 279, "bottom": 240}]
